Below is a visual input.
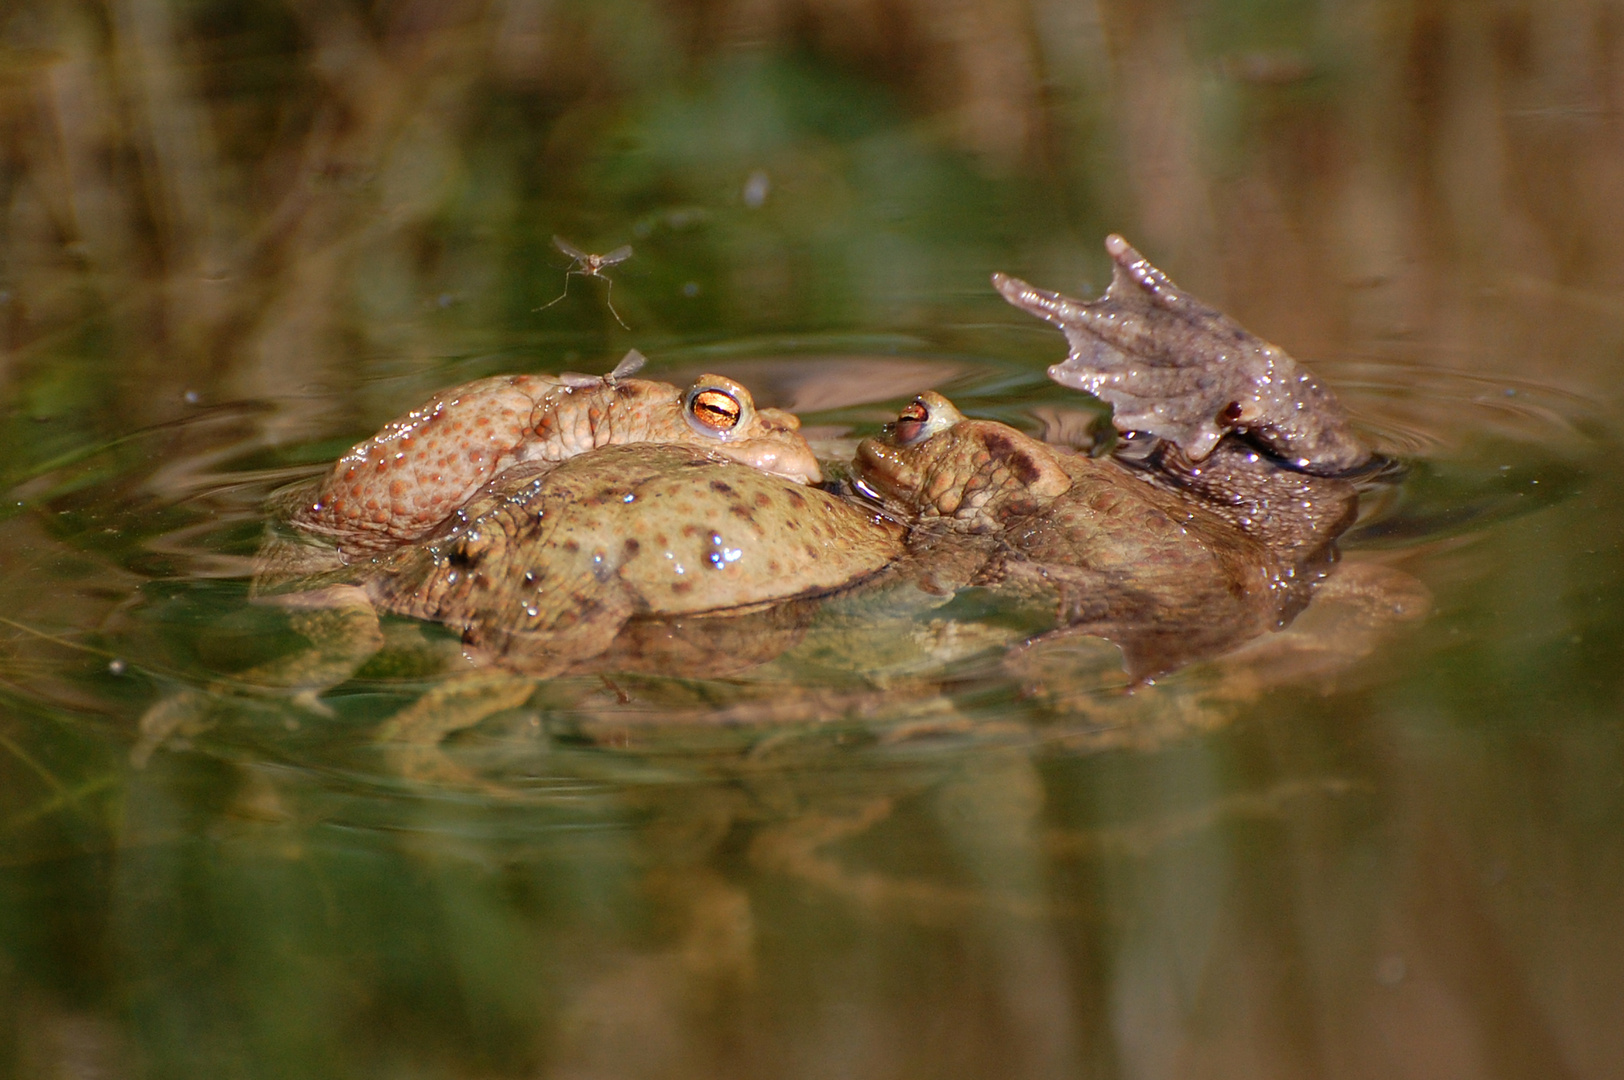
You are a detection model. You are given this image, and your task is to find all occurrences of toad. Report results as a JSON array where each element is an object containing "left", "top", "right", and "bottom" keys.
[
  {"left": 283, "top": 350, "right": 823, "bottom": 557},
  {"left": 367, "top": 442, "right": 904, "bottom": 677},
  {"left": 853, "top": 391, "right": 1359, "bottom": 678},
  {"left": 241, "top": 443, "right": 904, "bottom": 770},
  {"left": 135, "top": 238, "right": 1408, "bottom": 770},
  {"left": 852, "top": 235, "right": 1384, "bottom": 678},
  {"left": 135, "top": 359, "right": 897, "bottom": 766}
]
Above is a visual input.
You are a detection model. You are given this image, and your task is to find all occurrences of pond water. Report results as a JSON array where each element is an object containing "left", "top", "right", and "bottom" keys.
[{"left": 2, "top": 2, "right": 1622, "bottom": 1077}]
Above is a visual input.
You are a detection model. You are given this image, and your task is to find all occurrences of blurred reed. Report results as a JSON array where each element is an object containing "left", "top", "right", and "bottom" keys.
[{"left": 1, "top": 0, "right": 1621, "bottom": 438}]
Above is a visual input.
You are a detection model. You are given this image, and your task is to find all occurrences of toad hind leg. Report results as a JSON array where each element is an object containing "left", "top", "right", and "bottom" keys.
[
  {"left": 243, "top": 586, "right": 386, "bottom": 711},
  {"left": 374, "top": 669, "right": 538, "bottom": 784},
  {"left": 132, "top": 585, "right": 384, "bottom": 767}
]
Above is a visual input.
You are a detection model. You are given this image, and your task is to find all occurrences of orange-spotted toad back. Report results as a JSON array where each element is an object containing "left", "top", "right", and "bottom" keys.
[
  {"left": 367, "top": 444, "right": 905, "bottom": 676},
  {"left": 283, "top": 352, "right": 823, "bottom": 557}
]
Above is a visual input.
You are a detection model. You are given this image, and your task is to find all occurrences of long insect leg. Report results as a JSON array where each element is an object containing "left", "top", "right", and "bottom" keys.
[
  {"left": 600, "top": 276, "right": 631, "bottom": 330},
  {"left": 533, "top": 269, "right": 582, "bottom": 312}
]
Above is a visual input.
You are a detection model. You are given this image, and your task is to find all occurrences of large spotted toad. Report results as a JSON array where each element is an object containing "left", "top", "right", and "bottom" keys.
[{"left": 367, "top": 443, "right": 904, "bottom": 676}]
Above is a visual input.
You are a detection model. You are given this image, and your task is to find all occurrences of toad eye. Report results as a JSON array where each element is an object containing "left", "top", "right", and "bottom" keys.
[
  {"left": 683, "top": 376, "right": 755, "bottom": 440},
  {"left": 891, "top": 400, "right": 933, "bottom": 445},
  {"left": 690, "top": 389, "right": 741, "bottom": 429},
  {"left": 883, "top": 391, "right": 964, "bottom": 447}
]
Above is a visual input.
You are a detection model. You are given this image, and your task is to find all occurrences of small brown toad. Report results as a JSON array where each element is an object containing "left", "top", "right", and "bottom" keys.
[
  {"left": 284, "top": 351, "right": 824, "bottom": 557},
  {"left": 850, "top": 235, "right": 1384, "bottom": 678}
]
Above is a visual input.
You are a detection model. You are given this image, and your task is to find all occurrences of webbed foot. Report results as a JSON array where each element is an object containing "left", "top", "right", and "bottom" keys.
[{"left": 994, "top": 235, "right": 1371, "bottom": 475}]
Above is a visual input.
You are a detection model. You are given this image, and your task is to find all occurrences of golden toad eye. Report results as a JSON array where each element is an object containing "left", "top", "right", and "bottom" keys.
[
  {"left": 683, "top": 375, "right": 757, "bottom": 440},
  {"left": 686, "top": 388, "right": 743, "bottom": 433}
]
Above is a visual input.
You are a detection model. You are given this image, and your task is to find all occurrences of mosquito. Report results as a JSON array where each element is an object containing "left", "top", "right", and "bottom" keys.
[
  {"left": 535, "top": 235, "right": 634, "bottom": 329},
  {"left": 557, "top": 349, "right": 647, "bottom": 388}
]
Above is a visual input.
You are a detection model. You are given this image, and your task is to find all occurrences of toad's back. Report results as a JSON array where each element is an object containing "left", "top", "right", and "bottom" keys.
[{"left": 369, "top": 445, "right": 904, "bottom": 656}]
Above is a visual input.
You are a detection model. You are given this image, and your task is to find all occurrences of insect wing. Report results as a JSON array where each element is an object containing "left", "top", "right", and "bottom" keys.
[
  {"left": 552, "top": 235, "right": 587, "bottom": 260},
  {"left": 608, "top": 349, "right": 647, "bottom": 381},
  {"left": 599, "top": 245, "right": 634, "bottom": 266}
]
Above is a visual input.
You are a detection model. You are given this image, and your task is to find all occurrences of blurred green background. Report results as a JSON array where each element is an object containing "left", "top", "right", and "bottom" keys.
[{"left": 1, "top": 1, "right": 1622, "bottom": 1077}]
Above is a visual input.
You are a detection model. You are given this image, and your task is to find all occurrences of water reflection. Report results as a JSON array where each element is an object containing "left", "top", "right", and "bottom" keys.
[
  {"left": 0, "top": 344, "right": 1613, "bottom": 1075},
  {"left": 3, "top": 0, "right": 1624, "bottom": 1076}
]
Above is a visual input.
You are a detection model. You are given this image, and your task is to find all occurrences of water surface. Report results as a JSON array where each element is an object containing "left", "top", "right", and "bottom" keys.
[{"left": 2, "top": 2, "right": 1622, "bottom": 1077}]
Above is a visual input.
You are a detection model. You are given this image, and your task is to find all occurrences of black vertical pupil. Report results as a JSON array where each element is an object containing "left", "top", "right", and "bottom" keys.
[{"left": 693, "top": 392, "right": 739, "bottom": 427}]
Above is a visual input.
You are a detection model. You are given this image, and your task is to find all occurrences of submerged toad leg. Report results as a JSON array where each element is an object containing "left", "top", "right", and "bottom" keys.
[
  {"left": 989, "top": 558, "right": 1278, "bottom": 683},
  {"left": 993, "top": 235, "right": 1372, "bottom": 475},
  {"left": 247, "top": 586, "right": 387, "bottom": 709},
  {"left": 374, "top": 669, "right": 539, "bottom": 783},
  {"left": 132, "top": 585, "right": 385, "bottom": 767}
]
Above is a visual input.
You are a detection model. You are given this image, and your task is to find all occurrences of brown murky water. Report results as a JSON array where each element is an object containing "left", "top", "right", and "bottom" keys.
[{"left": 1, "top": 2, "right": 1622, "bottom": 1077}]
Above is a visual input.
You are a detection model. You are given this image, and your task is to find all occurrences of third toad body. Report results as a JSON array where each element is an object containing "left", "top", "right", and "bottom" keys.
[{"left": 168, "top": 236, "right": 1429, "bottom": 760}]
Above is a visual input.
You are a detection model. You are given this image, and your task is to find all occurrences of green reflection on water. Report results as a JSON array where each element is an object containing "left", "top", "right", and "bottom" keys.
[{"left": 3, "top": 0, "right": 1623, "bottom": 1076}]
